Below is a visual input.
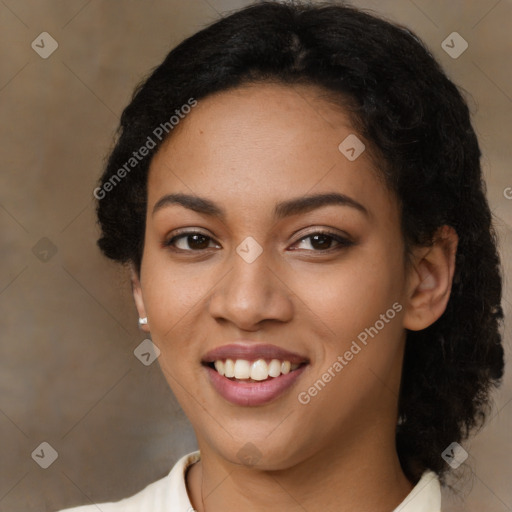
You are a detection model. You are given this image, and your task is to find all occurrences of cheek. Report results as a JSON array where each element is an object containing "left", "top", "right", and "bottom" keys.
[
  {"left": 289, "top": 241, "right": 403, "bottom": 340},
  {"left": 143, "top": 232, "right": 216, "bottom": 298},
  {"left": 140, "top": 254, "right": 214, "bottom": 351}
]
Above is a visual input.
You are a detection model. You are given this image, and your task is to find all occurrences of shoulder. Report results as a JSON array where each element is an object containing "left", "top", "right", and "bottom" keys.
[{"left": 56, "top": 451, "right": 200, "bottom": 512}]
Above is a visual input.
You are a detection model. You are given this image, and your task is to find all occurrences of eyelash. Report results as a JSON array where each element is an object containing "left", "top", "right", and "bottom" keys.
[{"left": 162, "top": 229, "right": 354, "bottom": 254}]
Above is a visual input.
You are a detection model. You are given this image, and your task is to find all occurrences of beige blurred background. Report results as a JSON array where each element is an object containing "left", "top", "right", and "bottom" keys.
[{"left": 0, "top": 0, "right": 510, "bottom": 510}]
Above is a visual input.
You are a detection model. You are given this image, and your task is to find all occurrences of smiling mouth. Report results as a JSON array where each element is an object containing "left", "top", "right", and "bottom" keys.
[{"left": 203, "top": 358, "right": 308, "bottom": 382}]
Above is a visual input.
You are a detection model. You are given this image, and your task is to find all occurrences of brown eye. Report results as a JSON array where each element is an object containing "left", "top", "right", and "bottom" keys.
[
  {"left": 164, "top": 232, "right": 218, "bottom": 251},
  {"left": 309, "top": 234, "right": 335, "bottom": 250},
  {"left": 291, "top": 231, "right": 354, "bottom": 252}
]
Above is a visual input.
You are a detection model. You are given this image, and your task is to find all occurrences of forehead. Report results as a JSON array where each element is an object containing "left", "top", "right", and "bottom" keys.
[{"left": 147, "top": 83, "right": 394, "bottom": 219}]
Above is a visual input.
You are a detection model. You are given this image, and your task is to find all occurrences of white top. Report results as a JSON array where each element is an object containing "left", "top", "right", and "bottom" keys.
[{"left": 58, "top": 450, "right": 442, "bottom": 511}]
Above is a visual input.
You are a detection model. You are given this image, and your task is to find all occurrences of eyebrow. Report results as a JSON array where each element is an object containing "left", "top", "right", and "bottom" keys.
[{"left": 152, "top": 192, "right": 369, "bottom": 219}]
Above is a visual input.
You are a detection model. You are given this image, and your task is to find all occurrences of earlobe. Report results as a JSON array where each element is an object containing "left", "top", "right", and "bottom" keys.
[
  {"left": 403, "top": 225, "right": 458, "bottom": 331},
  {"left": 130, "top": 265, "right": 150, "bottom": 332}
]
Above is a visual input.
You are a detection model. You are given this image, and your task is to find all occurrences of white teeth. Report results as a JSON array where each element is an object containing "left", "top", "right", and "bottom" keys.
[
  {"left": 268, "top": 359, "right": 282, "bottom": 377},
  {"left": 211, "top": 358, "right": 302, "bottom": 380},
  {"left": 234, "top": 359, "right": 251, "bottom": 379},
  {"left": 224, "top": 359, "right": 235, "bottom": 378},
  {"left": 250, "top": 359, "right": 268, "bottom": 381},
  {"left": 214, "top": 360, "right": 225, "bottom": 376}
]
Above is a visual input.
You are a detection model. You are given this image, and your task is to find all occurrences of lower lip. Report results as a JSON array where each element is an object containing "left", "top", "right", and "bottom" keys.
[{"left": 204, "top": 364, "right": 307, "bottom": 406}]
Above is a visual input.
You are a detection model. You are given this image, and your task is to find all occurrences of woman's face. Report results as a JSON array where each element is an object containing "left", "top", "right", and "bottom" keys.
[{"left": 135, "top": 83, "right": 414, "bottom": 469}]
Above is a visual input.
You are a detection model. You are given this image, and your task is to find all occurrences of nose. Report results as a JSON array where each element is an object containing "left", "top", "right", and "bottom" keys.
[{"left": 207, "top": 248, "right": 294, "bottom": 331}]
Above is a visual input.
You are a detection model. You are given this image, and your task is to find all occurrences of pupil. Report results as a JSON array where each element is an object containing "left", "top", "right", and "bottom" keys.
[
  {"left": 311, "top": 234, "right": 330, "bottom": 250},
  {"left": 189, "top": 234, "right": 209, "bottom": 249}
]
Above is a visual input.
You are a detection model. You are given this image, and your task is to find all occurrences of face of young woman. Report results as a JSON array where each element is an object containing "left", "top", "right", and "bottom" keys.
[{"left": 136, "top": 83, "right": 413, "bottom": 470}]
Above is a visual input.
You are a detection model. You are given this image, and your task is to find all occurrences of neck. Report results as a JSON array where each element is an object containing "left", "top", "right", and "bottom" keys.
[{"left": 186, "top": 427, "right": 414, "bottom": 512}]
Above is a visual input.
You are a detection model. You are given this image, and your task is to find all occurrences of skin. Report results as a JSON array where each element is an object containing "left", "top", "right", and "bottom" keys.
[{"left": 132, "top": 83, "right": 458, "bottom": 512}]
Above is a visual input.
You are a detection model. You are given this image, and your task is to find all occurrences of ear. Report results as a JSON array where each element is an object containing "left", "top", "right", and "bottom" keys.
[
  {"left": 403, "top": 225, "right": 458, "bottom": 331},
  {"left": 130, "top": 264, "right": 150, "bottom": 333}
]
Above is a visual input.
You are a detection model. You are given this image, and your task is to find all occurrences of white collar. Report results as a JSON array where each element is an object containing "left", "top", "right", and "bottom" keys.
[{"left": 59, "top": 450, "right": 441, "bottom": 511}]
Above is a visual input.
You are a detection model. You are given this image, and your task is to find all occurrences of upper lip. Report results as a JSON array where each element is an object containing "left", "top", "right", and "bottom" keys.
[{"left": 201, "top": 343, "right": 309, "bottom": 365}]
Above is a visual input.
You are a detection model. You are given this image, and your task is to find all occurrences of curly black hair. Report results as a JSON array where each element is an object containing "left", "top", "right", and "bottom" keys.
[{"left": 95, "top": 0, "right": 505, "bottom": 485}]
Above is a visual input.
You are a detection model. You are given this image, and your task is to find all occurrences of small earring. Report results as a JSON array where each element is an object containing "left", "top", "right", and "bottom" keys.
[{"left": 138, "top": 317, "right": 148, "bottom": 327}]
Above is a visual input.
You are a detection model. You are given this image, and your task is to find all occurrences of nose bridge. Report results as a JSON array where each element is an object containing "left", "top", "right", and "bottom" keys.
[
  {"left": 208, "top": 238, "right": 293, "bottom": 328},
  {"left": 226, "top": 242, "right": 274, "bottom": 309},
  {"left": 232, "top": 256, "right": 270, "bottom": 304}
]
